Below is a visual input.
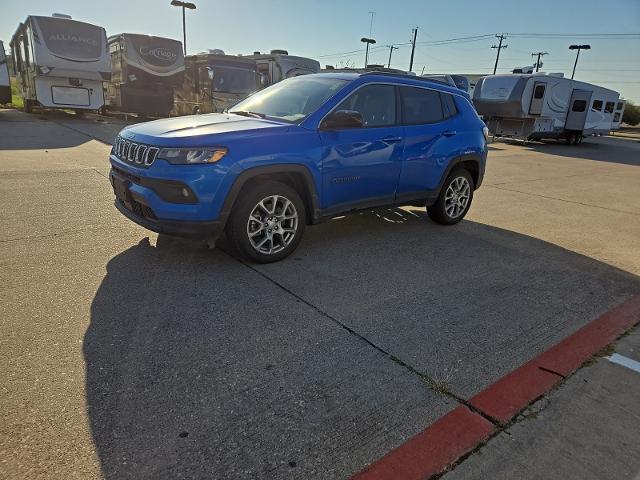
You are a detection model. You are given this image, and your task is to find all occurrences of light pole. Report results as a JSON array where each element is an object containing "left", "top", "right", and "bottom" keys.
[
  {"left": 170, "top": 0, "right": 196, "bottom": 55},
  {"left": 361, "top": 37, "right": 376, "bottom": 68},
  {"left": 569, "top": 44, "right": 590, "bottom": 79}
]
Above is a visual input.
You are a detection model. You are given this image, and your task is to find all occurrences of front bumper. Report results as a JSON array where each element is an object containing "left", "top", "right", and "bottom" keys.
[{"left": 115, "top": 199, "right": 223, "bottom": 239}]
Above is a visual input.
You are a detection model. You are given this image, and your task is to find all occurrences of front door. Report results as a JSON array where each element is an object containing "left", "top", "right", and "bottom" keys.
[
  {"left": 528, "top": 82, "right": 546, "bottom": 115},
  {"left": 565, "top": 89, "right": 592, "bottom": 131},
  {"left": 319, "top": 84, "right": 403, "bottom": 211}
]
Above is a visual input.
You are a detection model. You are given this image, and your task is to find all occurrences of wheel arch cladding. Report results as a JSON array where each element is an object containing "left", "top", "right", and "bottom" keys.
[{"left": 220, "top": 164, "right": 320, "bottom": 226}]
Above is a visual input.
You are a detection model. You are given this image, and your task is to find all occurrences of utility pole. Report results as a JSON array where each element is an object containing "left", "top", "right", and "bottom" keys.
[
  {"left": 531, "top": 51, "right": 548, "bottom": 72},
  {"left": 409, "top": 27, "right": 418, "bottom": 73},
  {"left": 491, "top": 34, "right": 508, "bottom": 75},
  {"left": 386, "top": 45, "right": 399, "bottom": 68}
]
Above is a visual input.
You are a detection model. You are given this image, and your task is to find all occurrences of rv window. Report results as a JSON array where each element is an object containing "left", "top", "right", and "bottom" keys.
[
  {"left": 400, "top": 86, "right": 444, "bottom": 125},
  {"left": 440, "top": 93, "right": 458, "bottom": 119},
  {"left": 616, "top": 102, "right": 624, "bottom": 111},
  {"left": 533, "top": 85, "right": 545, "bottom": 99},
  {"left": 592, "top": 100, "right": 603, "bottom": 111},
  {"left": 605, "top": 102, "right": 614, "bottom": 113},
  {"left": 614, "top": 112, "right": 621, "bottom": 122},
  {"left": 571, "top": 100, "right": 586, "bottom": 113}
]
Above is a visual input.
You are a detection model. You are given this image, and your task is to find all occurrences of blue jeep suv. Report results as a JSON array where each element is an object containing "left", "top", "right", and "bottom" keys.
[{"left": 109, "top": 72, "right": 488, "bottom": 262}]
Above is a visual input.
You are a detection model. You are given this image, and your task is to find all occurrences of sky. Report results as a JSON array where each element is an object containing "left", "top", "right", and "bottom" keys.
[{"left": 2, "top": 0, "right": 639, "bottom": 102}]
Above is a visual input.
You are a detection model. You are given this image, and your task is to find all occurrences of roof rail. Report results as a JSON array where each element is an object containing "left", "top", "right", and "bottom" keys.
[{"left": 360, "top": 71, "right": 447, "bottom": 84}]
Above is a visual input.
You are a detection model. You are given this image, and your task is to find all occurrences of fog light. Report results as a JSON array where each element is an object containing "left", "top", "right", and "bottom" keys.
[{"left": 181, "top": 187, "right": 190, "bottom": 198}]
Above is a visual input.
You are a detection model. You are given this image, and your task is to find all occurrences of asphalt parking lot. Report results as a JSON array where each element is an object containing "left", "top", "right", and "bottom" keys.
[{"left": 1, "top": 109, "right": 639, "bottom": 479}]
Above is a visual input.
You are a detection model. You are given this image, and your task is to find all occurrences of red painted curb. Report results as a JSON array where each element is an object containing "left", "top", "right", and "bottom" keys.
[
  {"left": 352, "top": 293, "right": 640, "bottom": 479},
  {"left": 471, "top": 293, "right": 640, "bottom": 423},
  {"left": 352, "top": 406, "right": 494, "bottom": 480}
]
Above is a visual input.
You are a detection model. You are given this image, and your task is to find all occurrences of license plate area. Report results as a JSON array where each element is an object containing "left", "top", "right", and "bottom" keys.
[{"left": 111, "top": 173, "right": 132, "bottom": 205}]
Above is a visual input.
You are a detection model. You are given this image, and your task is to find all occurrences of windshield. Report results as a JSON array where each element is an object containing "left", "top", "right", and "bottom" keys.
[
  {"left": 210, "top": 65, "right": 258, "bottom": 94},
  {"left": 230, "top": 76, "right": 348, "bottom": 123}
]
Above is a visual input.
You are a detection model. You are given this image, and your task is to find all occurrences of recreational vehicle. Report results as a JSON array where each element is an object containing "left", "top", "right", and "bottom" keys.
[
  {"left": 10, "top": 14, "right": 110, "bottom": 113},
  {"left": 473, "top": 73, "right": 620, "bottom": 144},
  {"left": 611, "top": 99, "right": 626, "bottom": 130},
  {"left": 0, "top": 41, "right": 11, "bottom": 104},
  {"left": 104, "top": 33, "right": 185, "bottom": 117},
  {"left": 248, "top": 50, "right": 320, "bottom": 86},
  {"left": 173, "top": 51, "right": 261, "bottom": 115}
]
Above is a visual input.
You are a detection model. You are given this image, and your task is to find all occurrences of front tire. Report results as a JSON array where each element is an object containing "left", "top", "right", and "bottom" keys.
[
  {"left": 226, "top": 181, "right": 306, "bottom": 263},
  {"left": 428, "top": 169, "right": 474, "bottom": 225}
]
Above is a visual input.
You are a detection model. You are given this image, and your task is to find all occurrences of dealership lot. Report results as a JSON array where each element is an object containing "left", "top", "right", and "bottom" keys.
[{"left": 1, "top": 109, "right": 639, "bottom": 479}]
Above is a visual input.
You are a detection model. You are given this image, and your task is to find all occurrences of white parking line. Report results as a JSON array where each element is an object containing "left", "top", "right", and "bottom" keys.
[{"left": 606, "top": 353, "right": 640, "bottom": 374}]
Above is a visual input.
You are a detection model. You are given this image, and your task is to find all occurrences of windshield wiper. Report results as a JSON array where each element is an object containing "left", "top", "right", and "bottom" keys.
[{"left": 230, "top": 110, "right": 266, "bottom": 119}]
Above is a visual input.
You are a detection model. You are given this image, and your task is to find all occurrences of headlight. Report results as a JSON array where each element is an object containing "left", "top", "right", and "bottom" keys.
[{"left": 158, "top": 147, "right": 228, "bottom": 165}]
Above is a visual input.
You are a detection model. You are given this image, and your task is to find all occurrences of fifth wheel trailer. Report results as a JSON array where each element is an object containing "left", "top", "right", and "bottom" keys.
[
  {"left": 473, "top": 72, "right": 620, "bottom": 144},
  {"left": 248, "top": 50, "right": 320, "bottom": 86},
  {"left": 104, "top": 33, "right": 185, "bottom": 117},
  {"left": 0, "top": 41, "right": 10, "bottom": 104},
  {"left": 10, "top": 14, "right": 110, "bottom": 113}
]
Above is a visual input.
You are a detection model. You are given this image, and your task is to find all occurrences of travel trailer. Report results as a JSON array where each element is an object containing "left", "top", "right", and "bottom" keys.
[
  {"left": 248, "top": 50, "right": 320, "bottom": 86},
  {"left": 611, "top": 99, "right": 626, "bottom": 130},
  {"left": 173, "top": 50, "right": 261, "bottom": 115},
  {"left": 10, "top": 14, "right": 110, "bottom": 113},
  {"left": 473, "top": 72, "right": 621, "bottom": 144},
  {"left": 104, "top": 33, "right": 185, "bottom": 117},
  {"left": 0, "top": 41, "right": 10, "bottom": 104}
]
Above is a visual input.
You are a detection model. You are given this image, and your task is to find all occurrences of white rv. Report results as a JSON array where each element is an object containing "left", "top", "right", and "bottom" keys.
[
  {"left": 0, "top": 41, "right": 11, "bottom": 104},
  {"left": 611, "top": 99, "right": 626, "bottom": 130},
  {"left": 10, "top": 14, "right": 110, "bottom": 113},
  {"left": 473, "top": 73, "right": 620, "bottom": 144},
  {"left": 248, "top": 50, "right": 320, "bottom": 86}
]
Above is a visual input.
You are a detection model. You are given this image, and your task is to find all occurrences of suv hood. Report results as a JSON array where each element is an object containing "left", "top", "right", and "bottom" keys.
[{"left": 119, "top": 113, "right": 290, "bottom": 146}]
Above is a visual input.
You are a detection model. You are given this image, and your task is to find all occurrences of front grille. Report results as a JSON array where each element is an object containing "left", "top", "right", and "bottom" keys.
[
  {"left": 113, "top": 136, "right": 159, "bottom": 167},
  {"left": 119, "top": 197, "right": 158, "bottom": 220}
]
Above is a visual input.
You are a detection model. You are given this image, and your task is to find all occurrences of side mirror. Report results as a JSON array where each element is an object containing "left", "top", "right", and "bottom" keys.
[{"left": 321, "top": 110, "right": 364, "bottom": 130}]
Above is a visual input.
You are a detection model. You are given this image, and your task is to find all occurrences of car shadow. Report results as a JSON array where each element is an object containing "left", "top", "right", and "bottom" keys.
[{"left": 84, "top": 209, "right": 640, "bottom": 479}]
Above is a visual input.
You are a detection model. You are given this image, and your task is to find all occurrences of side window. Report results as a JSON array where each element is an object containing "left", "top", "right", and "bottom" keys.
[
  {"left": 604, "top": 102, "right": 614, "bottom": 113},
  {"left": 400, "top": 86, "right": 444, "bottom": 125},
  {"left": 572, "top": 100, "right": 586, "bottom": 113},
  {"left": 616, "top": 102, "right": 624, "bottom": 111},
  {"left": 335, "top": 84, "right": 396, "bottom": 127},
  {"left": 533, "top": 85, "right": 545, "bottom": 99},
  {"left": 614, "top": 112, "right": 621, "bottom": 122},
  {"left": 441, "top": 93, "right": 458, "bottom": 119},
  {"left": 592, "top": 100, "right": 603, "bottom": 111}
]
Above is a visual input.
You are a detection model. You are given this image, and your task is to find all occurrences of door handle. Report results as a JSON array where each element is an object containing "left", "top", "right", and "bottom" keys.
[
  {"left": 442, "top": 130, "right": 457, "bottom": 137},
  {"left": 382, "top": 136, "right": 402, "bottom": 144}
]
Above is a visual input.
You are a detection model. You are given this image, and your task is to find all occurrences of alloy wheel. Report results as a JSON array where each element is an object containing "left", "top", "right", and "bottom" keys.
[
  {"left": 444, "top": 176, "right": 471, "bottom": 219},
  {"left": 246, "top": 195, "right": 299, "bottom": 255}
]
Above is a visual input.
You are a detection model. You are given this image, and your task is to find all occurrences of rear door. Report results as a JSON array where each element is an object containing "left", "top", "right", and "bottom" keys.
[
  {"left": 565, "top": 89, "right": 592, "bottom": 131},
  {"left": 396, "top": 86, "right": 459, "bottom": 197},
  {"left": 319, "top": 83, "right": 404, "bottom": 210}
]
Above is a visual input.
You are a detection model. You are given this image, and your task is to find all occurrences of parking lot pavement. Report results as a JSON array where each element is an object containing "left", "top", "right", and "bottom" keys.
[
  {"left": 443, "top": 327, "right": 640, "bottom": 480},
  {"left": 1, "top": 109, "right": 640, "bottom": 479}
]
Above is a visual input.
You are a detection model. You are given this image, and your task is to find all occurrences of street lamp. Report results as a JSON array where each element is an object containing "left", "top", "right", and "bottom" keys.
[
  {"left": 569, "top": 44, "right": 590, "bottom": 79},
  {"left": 361, "top": 37, "right": 376, "bottom": 68},
  {"left": 171, "top": 0, "right": 196, "bottom": 55}
]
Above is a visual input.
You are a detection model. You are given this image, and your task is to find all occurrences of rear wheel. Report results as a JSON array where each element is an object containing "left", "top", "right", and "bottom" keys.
[
  {"left": 427, "top": 169, "right": 474, "bottom": 225},
  {"left": 226, "top": 181, "right": 306, "bottom": 263}
]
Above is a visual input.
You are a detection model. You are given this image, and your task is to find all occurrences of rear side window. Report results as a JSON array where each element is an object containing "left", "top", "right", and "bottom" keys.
[
  {"left": 400, "top": 86, "right": 444, "bottom": 124},
  {"left": 616, "top": 102, "right": 624, "bottom": 110},
  {"left": 605, "top": 102, "right": 614, "bottom": 113},
  {"left": 592, "top": 100, "right": 603, "bottom": 111},
  {"left": 335, "top": 84, "right": 396, "bottom": 127},
  {"left": 440, "top": 93, "right": 458, "bottom": 119},
  {"left": 572, "top": 100, "right": 586, "bottom": 112}
]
